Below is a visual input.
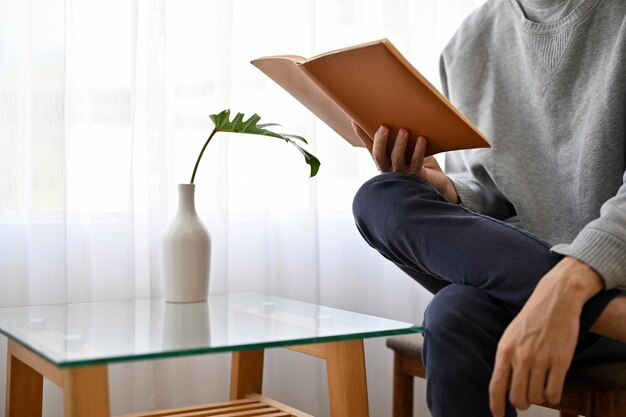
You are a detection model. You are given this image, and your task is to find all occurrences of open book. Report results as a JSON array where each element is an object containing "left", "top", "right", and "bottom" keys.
[{"left": 251, "top": 39, "right": 490, "bottom": 156}]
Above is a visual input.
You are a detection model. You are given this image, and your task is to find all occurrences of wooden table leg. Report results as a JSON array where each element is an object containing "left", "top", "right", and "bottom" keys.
[
  {"left": 325, "top": 340, "right": 369, "bottom": 417},
  {"left": 6, "top": 340, "right": 110, "bottom": 417},
  {"left": 287, "top": 340, "right": 369, "bottom": 417},
  {"left": 63, "top": 365, "right": 110, "bottom": 417},
  {"left": 230, "top": 349, "right": 265, "bottom": 400},
  {"left": 6, "top": 342, "right": 43, "bottom": 417}
]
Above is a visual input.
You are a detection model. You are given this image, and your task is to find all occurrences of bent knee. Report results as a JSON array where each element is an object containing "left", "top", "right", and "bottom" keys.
[
  {"left": 423, "top": 284, "right": 513, "bottom": 338},
  {"left": 352, "top": 173, "right": 439, "bottom": 231},
  {"left": 424, "top": 285, "right": 483, "bottom": 335},
  {"left": 423, "top": 284, "right": 513, "bottom": 354}
]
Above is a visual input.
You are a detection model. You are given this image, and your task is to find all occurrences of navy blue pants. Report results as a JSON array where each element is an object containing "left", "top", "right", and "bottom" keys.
[{"left": 352, "top": 173, "right": 626, "bottom": 417}]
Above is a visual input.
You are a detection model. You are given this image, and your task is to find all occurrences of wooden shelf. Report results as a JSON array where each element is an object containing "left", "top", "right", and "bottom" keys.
[{"left": 117, "top": 394, "right": 314, "bottom": 417}]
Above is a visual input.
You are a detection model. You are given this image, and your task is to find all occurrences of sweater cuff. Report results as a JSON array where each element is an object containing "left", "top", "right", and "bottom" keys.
[
  {"left": 450, "top": 178, "right": 481, "bottom": 212},
  {"left": 551, "top": 228, "right": 626, "bottom": 290}
]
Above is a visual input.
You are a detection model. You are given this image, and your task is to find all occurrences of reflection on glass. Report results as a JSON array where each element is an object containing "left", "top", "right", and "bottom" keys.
[
  {"left": 0, "top": 293, "right": 422, "bottom": 367},
  {"left": 162, "top": 301, "right": 210, "bottom": 350}
]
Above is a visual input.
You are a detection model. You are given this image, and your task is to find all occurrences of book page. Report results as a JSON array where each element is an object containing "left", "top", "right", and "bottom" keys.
[
  {"left": 299, "top": 39, "right": 490, "bottom": 156},
  {"left": 251, "top": 56, "right": 362, "bottom": 146}
]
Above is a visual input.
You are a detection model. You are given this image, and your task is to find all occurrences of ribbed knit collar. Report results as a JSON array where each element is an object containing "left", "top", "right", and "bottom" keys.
[{"left": 506, "top": 0, "right": 601, "bottom": 34}]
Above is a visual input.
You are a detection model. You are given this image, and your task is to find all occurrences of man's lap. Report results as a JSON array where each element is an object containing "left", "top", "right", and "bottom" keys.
[{"left": 353, "top": 172, "right": 626, "bottom": 359}]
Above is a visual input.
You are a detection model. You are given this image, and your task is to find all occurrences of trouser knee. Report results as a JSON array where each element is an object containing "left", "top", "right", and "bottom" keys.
[
  {"left": 352, "top": 173, "right": 441, "bottom": 249},
  {"left": 423, "top": 284, "right": 512, "bottom": 366}
]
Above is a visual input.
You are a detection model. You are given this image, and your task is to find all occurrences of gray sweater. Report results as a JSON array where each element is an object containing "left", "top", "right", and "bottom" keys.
[{"left": 442, "top": 0, "right": 626, "bottom": 289}]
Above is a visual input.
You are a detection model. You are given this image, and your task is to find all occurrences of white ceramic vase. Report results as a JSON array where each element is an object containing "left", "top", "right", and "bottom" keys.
[{"left": 162, "top": 184, "right": 211, "bottom": 303}]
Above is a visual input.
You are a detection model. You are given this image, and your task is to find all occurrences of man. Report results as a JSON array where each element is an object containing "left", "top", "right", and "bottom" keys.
[{"left": 351, "top": 0, "right": 626, "bottom": 416}]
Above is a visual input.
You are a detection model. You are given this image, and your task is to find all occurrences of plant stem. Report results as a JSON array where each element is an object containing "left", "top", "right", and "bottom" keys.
[{"left": 190, "top": 127, "right": 218, "bottom": 184}]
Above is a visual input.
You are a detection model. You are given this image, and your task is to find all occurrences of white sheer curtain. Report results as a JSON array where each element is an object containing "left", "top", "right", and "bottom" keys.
[{"left": 0, "top": 0, "right": 555, "bottom": 416}]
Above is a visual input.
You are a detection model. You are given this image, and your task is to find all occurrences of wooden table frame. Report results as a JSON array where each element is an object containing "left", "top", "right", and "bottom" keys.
[{"left": 6, "top": 338, "right": 369, "bottom": 417}]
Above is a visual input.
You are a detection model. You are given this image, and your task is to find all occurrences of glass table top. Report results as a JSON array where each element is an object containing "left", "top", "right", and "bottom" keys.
[{"left": 0, "top": 292, "right": 423, "bottom": 368}]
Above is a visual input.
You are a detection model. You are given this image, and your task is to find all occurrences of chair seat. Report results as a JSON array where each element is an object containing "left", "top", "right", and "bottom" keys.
[
  {"left": 386, "top": 333, "right": 423, "bottom": 358},
  {"left": 386, "top": 333, "right": 626, "bottom": 391},
  {"left": 567, "top": 362, "right": 626, "bottom": 391}
]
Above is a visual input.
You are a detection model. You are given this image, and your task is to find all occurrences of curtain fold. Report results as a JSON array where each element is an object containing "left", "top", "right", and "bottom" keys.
[{"left": 0, "top": 1, "right": 519, "bottom": 417}]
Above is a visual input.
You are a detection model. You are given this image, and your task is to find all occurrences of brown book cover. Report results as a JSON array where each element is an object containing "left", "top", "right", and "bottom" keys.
[{"left": 251, "top": 39, "right": 490, "bottom": 157}]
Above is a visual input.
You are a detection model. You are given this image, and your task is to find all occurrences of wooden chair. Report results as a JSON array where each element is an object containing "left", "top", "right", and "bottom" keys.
[{"left": 387, "top": 334, "right": 626, "bottom": 417}]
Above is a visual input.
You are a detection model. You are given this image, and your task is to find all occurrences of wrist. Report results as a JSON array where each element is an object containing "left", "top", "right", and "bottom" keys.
[
  {"left": 543, "top": 257, "right": 604, "bottom": 306},
  {"left": 444, "top": 176, "right": 460, "bottom": 204}
]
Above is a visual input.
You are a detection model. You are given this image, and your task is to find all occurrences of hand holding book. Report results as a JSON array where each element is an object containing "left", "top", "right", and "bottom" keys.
[
  {"left": 352, "top": 122, "right": 460, "bottom": 203},
  {"left": 251, "top": 38, "right": 490, "bottom": 158}
]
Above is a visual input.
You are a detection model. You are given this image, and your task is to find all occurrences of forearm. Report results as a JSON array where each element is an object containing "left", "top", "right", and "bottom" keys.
[{"left": 591, "top": 296, "right": 626, "bottom": 343}]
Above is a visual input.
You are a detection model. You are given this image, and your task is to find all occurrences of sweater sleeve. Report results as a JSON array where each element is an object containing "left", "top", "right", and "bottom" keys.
[
  {"left": 551, "top": 169, "right": 626, "bottom": 290},
  {"left": 440, "top": 54, "right": 516, "bottom": 219}
]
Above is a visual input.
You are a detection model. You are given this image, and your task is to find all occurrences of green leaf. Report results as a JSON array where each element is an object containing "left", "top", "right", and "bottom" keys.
[
  {"left": 206, "top": 109, "right": 321, "bottom": 177},
  {"left": 282, "top": 133, "right": 308, "bottom": 144},
  {"left": 289, "top": 141, "right": 321, "bottom": 177}
]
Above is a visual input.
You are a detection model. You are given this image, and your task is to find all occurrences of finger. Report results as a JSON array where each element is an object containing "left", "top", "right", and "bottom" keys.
[
  {"left": 544, "top": 364, "right": 568, "bottom": 405},
  {"left": 372, "top": 125, "right": 391, "bottom": 172},
  {"left": 410, "top": 136, "right": 427, "bottom": 171},
  {"left": 351, "top": 121, "right": 374, "bottom": 154},
  {"left": 527, "top": 365, "right": 548, "bottom": 405},
  {"left": 489, "top": 353, "right": 512, "bottom": 417},
  {"left": 508, "top": 361, "right": 531, "bottom": 410},
  {"left": 390, "top": 128, "right": 409, "bottom": 169}
]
